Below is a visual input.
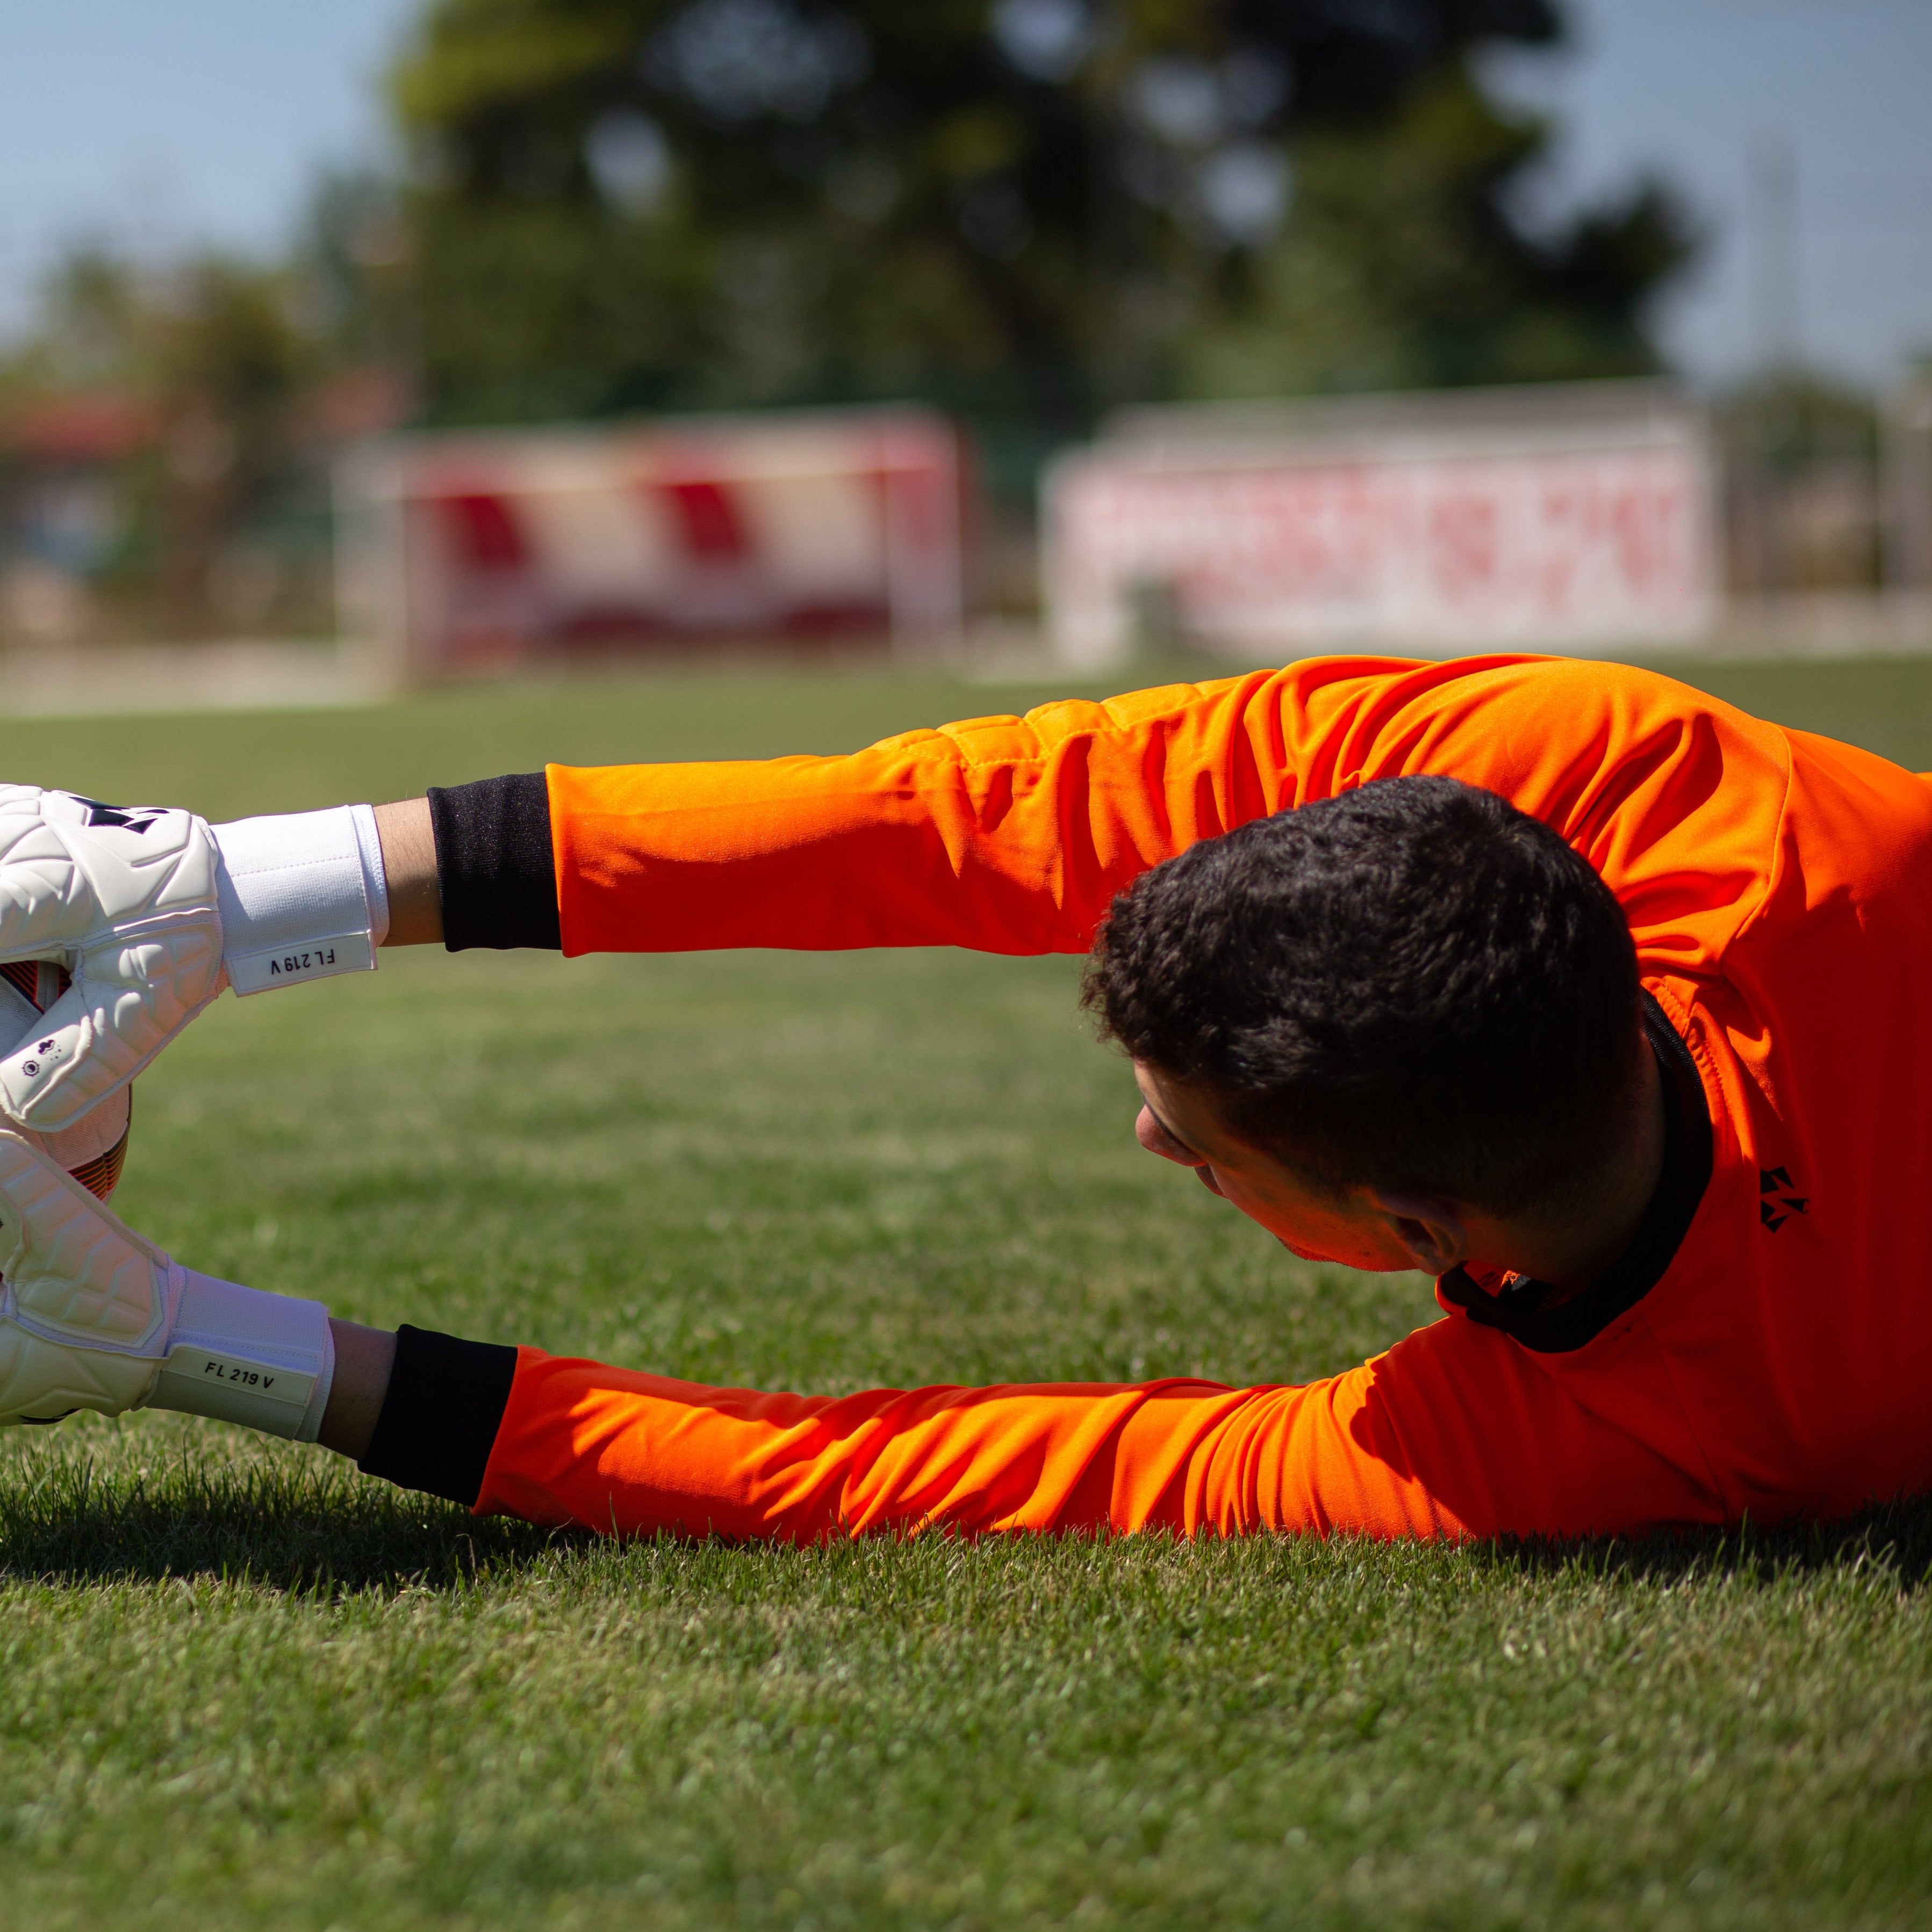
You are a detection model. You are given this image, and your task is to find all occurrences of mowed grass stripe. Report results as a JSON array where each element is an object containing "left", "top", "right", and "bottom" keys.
[{"left": 2, "top": 655, "right": 1930, "bottom": 1929}]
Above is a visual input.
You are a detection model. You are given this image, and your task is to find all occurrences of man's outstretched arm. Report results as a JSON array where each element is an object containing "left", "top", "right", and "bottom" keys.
[
  {"left": 393, "top": 658, "right": 1790, "bottom": 965},
  {"left": 3, "top": 657, "right": 1790, "bottom": 1121},
  {"left": 0, "top": 1123, "right": 1725, "bottom": 1544},
  {"left": 317, "top": 1312, "right": 1727, "bottom": 1546}
]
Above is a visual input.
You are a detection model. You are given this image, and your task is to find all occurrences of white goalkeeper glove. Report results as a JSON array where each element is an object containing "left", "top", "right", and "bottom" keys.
[
  {"left": 0, "top": 788, "right": 225, "bottom": 1133},
  {"left": 0, "top": 787, "right": 389, "bottom": 1135},
  {"left": 0, "top": 1129, "right": 334, "bottom": 1436}
]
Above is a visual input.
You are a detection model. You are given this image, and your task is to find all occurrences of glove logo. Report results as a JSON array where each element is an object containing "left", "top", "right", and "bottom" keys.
[
  {"left": 16, "top": 1037, "right": 67, "bottom": 1080},
  {"left": 75, "top": 801, "right": 166, "bottom": 835}
]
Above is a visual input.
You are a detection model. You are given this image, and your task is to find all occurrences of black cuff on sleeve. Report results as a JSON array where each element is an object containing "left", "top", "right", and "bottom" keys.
[
  {"left": 427, "top": 773, "right": 563, "bottom": 951},
  {"left": 358, "top": 1324, "right": 520, "bottom": 1509}
]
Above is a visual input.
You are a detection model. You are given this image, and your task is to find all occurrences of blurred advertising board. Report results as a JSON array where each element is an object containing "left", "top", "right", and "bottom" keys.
[
  {"left": 335, "top": 407, "right": 964, "bottom": 675},
  {"left": 1045, "top": 382, "right": 1718, "bottom": 667}
]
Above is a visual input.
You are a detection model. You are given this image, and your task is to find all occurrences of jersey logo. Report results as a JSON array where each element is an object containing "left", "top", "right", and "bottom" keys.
[{"left": 1759, "top": 1165, "right": 1809, "bottom": 1233}]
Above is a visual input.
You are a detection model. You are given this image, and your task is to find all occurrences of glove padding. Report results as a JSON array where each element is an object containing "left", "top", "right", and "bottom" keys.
[
  {"left": 0, "top": 1128, "right": 175, "bottom": 1422},
  {"left": 0, "top": 787, "right": 224, "bottom": 1134}
]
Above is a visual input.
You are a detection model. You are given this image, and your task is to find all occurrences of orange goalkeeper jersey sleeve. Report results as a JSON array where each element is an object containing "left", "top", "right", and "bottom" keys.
[{"left": 456, "top": 656, "right": 1932, "bottom": 1542}]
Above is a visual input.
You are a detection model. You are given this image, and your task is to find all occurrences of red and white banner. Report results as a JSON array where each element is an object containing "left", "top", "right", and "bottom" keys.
[
  {"left": 1045, "top": 407, "right": 1717, "bottom": 665},
  {"left": 336, "top": 409, "right": 964, "bottom": 673}
]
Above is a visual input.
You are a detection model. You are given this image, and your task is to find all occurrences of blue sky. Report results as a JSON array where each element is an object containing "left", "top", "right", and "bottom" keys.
[
  {"left": 1484, "top": 0, "right": 1932, "bottom": 388},
  {"left": 1, "top": 0, "right": 1927, "bottom": 389}
]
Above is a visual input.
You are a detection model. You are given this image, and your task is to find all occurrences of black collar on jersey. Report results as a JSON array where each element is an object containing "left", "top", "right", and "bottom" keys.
[{"left": 1434, "top": 993, "right": 1714, "bottom": 1355}]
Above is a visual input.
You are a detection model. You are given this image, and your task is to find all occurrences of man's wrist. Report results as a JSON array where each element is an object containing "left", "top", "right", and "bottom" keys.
[{"left": 372, "top": 798, "right": 443, "bottom": 946}]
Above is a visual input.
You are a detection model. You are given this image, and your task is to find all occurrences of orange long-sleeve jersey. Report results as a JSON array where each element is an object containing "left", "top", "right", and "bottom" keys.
[{"left": 405, "top": 656, "right": 1932, "bottom": 1543}]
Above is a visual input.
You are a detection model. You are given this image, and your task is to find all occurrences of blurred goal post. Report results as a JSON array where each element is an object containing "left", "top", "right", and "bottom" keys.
[{"left": 334, "top": 406, "right": 966, "bottom": 678}]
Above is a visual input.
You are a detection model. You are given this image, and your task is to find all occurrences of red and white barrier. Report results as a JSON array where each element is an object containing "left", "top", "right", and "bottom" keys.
[
  {"left": 1045, "top": 385, "right": 1719, "bottom": 665},
  {"left": 336, "top": 408, "right": 964, "bottom": 673}
]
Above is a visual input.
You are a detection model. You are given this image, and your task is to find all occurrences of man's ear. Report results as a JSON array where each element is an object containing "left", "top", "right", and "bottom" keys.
[{"left": 1364, "top": 1188, "right": 1470, "bottom": 1276}]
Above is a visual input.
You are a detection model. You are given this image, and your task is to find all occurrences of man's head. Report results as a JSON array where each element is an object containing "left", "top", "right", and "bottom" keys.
[{"left": 1084, "top": 777, "right": 1649, "bottom": 1273}]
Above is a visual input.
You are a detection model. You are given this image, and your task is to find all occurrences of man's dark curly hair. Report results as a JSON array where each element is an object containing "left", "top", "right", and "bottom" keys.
[{"left": 1082, "top": 776, "right": 1645, "bottom": 1218}]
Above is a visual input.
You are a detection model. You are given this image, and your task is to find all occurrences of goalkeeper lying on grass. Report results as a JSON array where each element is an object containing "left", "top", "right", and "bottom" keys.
[{"left": 3, "top": 653, "right": 1929, "bottom": 1542}]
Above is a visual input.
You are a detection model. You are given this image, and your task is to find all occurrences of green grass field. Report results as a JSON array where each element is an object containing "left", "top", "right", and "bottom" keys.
[{"left": 4, "top": 656, "right": 1932, "bottom": 1930}]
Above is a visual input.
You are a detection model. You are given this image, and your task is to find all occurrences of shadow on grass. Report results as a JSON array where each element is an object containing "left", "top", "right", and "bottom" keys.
[
  {"left": 0, "top": 1452, "right": 590, "bottom": 1596},
  {"left": 11, "top": 1442, "right": 1932, "bottom": 1599},
  {"left": 1493, "top": 1490, "right": 1932, "bottom": 1591}
]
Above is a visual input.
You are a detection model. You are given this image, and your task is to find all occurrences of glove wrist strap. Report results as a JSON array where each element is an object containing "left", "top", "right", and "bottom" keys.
[
  {"left": 147, "top": 1268, "right": 336, "bottom": 1441},
  {"left": 211, "top": 803, "right": 389, "bottom": 996}
]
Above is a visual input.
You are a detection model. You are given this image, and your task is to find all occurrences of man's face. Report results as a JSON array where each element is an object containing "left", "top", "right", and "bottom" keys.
[{"left": 1132, "top": 1061, "right": 1426, "bottom": 1273}]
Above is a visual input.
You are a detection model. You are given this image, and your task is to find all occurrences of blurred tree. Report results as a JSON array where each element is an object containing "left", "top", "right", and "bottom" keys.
[
  {"left": 1721, "top": 371, "right": 1883, "bottom": 594},
  {"left": 303, "top": 171, "right": 422, "bottom": 382},
  {"left": 0, "top": 250, "right": 325, "bottom": 635},
  {"left": 1179, "top": 64, "right": 1692, "bottom": 394},
  {"left": 147, "top": 258, "right": 320, "bottom": 628},
  {"left": 381, "top": 0, "right": 1692, "bottom": 489}
]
